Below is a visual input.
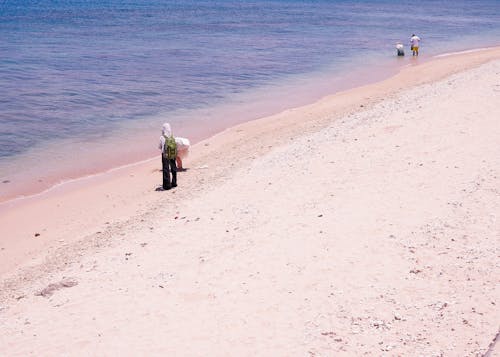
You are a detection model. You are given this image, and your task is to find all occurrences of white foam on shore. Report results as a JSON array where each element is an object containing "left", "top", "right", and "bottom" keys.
[
  {"left": 434, "top": 47, "right": 495, "bottom": 58},
  {"left": 0, "top": 156, "right": 158, "bottom": 208}
]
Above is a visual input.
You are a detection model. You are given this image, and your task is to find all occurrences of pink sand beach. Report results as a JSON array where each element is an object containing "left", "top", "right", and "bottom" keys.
[{"left": 0, "top": 47, "right": 499, "bottom": 355}]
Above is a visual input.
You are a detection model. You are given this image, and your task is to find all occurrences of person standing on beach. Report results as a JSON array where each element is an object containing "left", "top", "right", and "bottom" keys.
[
  {"left": 410, "top": 34, "right": 421, "bottom": 56},
  {"left": 158, "top": 122, "right": 177, "bottom": 190}
]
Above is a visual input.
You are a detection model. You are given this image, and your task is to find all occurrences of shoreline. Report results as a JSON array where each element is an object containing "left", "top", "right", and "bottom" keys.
[
  {"left": 1, "top": 55, "right": 403, "bottom": 204},
  {"left": 0, "top": 46, "right": 499, "bottom": 355},
  {"left": 1, "top": 44, "right": 497, "bottom": 205},
  {"left": 1, "top": 46, "right": 499, "bottom": 278}
]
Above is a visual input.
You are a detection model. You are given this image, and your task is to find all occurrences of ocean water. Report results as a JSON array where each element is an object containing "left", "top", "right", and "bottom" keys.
[{"left": 1, "top": 0, "right": 499, "bottom": 201}]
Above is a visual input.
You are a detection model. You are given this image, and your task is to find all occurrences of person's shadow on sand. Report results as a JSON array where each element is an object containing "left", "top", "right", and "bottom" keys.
[{"left": 155, "top": 186, "right": 177, "bottom": 192}]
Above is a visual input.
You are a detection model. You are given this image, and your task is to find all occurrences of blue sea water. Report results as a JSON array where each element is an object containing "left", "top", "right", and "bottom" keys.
[{"left": 0, "top": 0, "right": 499, "bottom": 198}]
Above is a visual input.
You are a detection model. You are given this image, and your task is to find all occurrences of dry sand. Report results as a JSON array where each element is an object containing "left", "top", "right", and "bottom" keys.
[{"left": 0, "top": 48, "right": 499, "bottom": 356}]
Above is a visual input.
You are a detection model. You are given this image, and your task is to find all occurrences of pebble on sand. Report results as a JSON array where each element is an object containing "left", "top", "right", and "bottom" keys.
[{"left": 35, "top": 278, "right": 78, "bottom": 298}]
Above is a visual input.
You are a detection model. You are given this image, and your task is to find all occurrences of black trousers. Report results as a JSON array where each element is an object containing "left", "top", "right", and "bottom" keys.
[{"left": 162, "top": 156, "right": 177, "bottom": 189}]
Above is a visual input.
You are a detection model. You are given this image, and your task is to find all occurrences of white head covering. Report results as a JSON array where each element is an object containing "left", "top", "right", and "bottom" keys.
[{"left": 162, "top": 122, "right": 172, "bottom": 137}]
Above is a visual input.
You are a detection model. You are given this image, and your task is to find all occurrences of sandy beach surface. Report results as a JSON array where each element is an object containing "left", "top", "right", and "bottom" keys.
[{"left": 1, "top": 48, "right": 499, "bottom": 356}]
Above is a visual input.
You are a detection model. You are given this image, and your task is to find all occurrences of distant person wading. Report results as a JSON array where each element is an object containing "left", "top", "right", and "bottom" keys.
[
  {"left": 410, "top": 34, "right": 421, "bottom": 56},
  {"left": 158, "top": 123, "right": 178, "bottom": 190},
  {"left": 396, "top": 42, "right": 405, "bottom": 56}
]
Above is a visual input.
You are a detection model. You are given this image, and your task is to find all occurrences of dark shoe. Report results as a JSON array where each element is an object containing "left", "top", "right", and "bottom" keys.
[
  {"left": 172, "top": 184, "right": 177, "bottom": 188},
  {"left": 163, "top": 186, "right": 171, "bottom": 190}
]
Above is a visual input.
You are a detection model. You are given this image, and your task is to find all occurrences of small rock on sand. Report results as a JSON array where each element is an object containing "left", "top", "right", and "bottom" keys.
[{"left": 35, "top": 278, "right": 78, "bottom": 298}]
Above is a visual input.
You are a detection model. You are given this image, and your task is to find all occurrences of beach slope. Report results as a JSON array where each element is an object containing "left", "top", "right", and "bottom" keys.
[{"left": 1, "top": 52, "right": 500, "bottom": 355}]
